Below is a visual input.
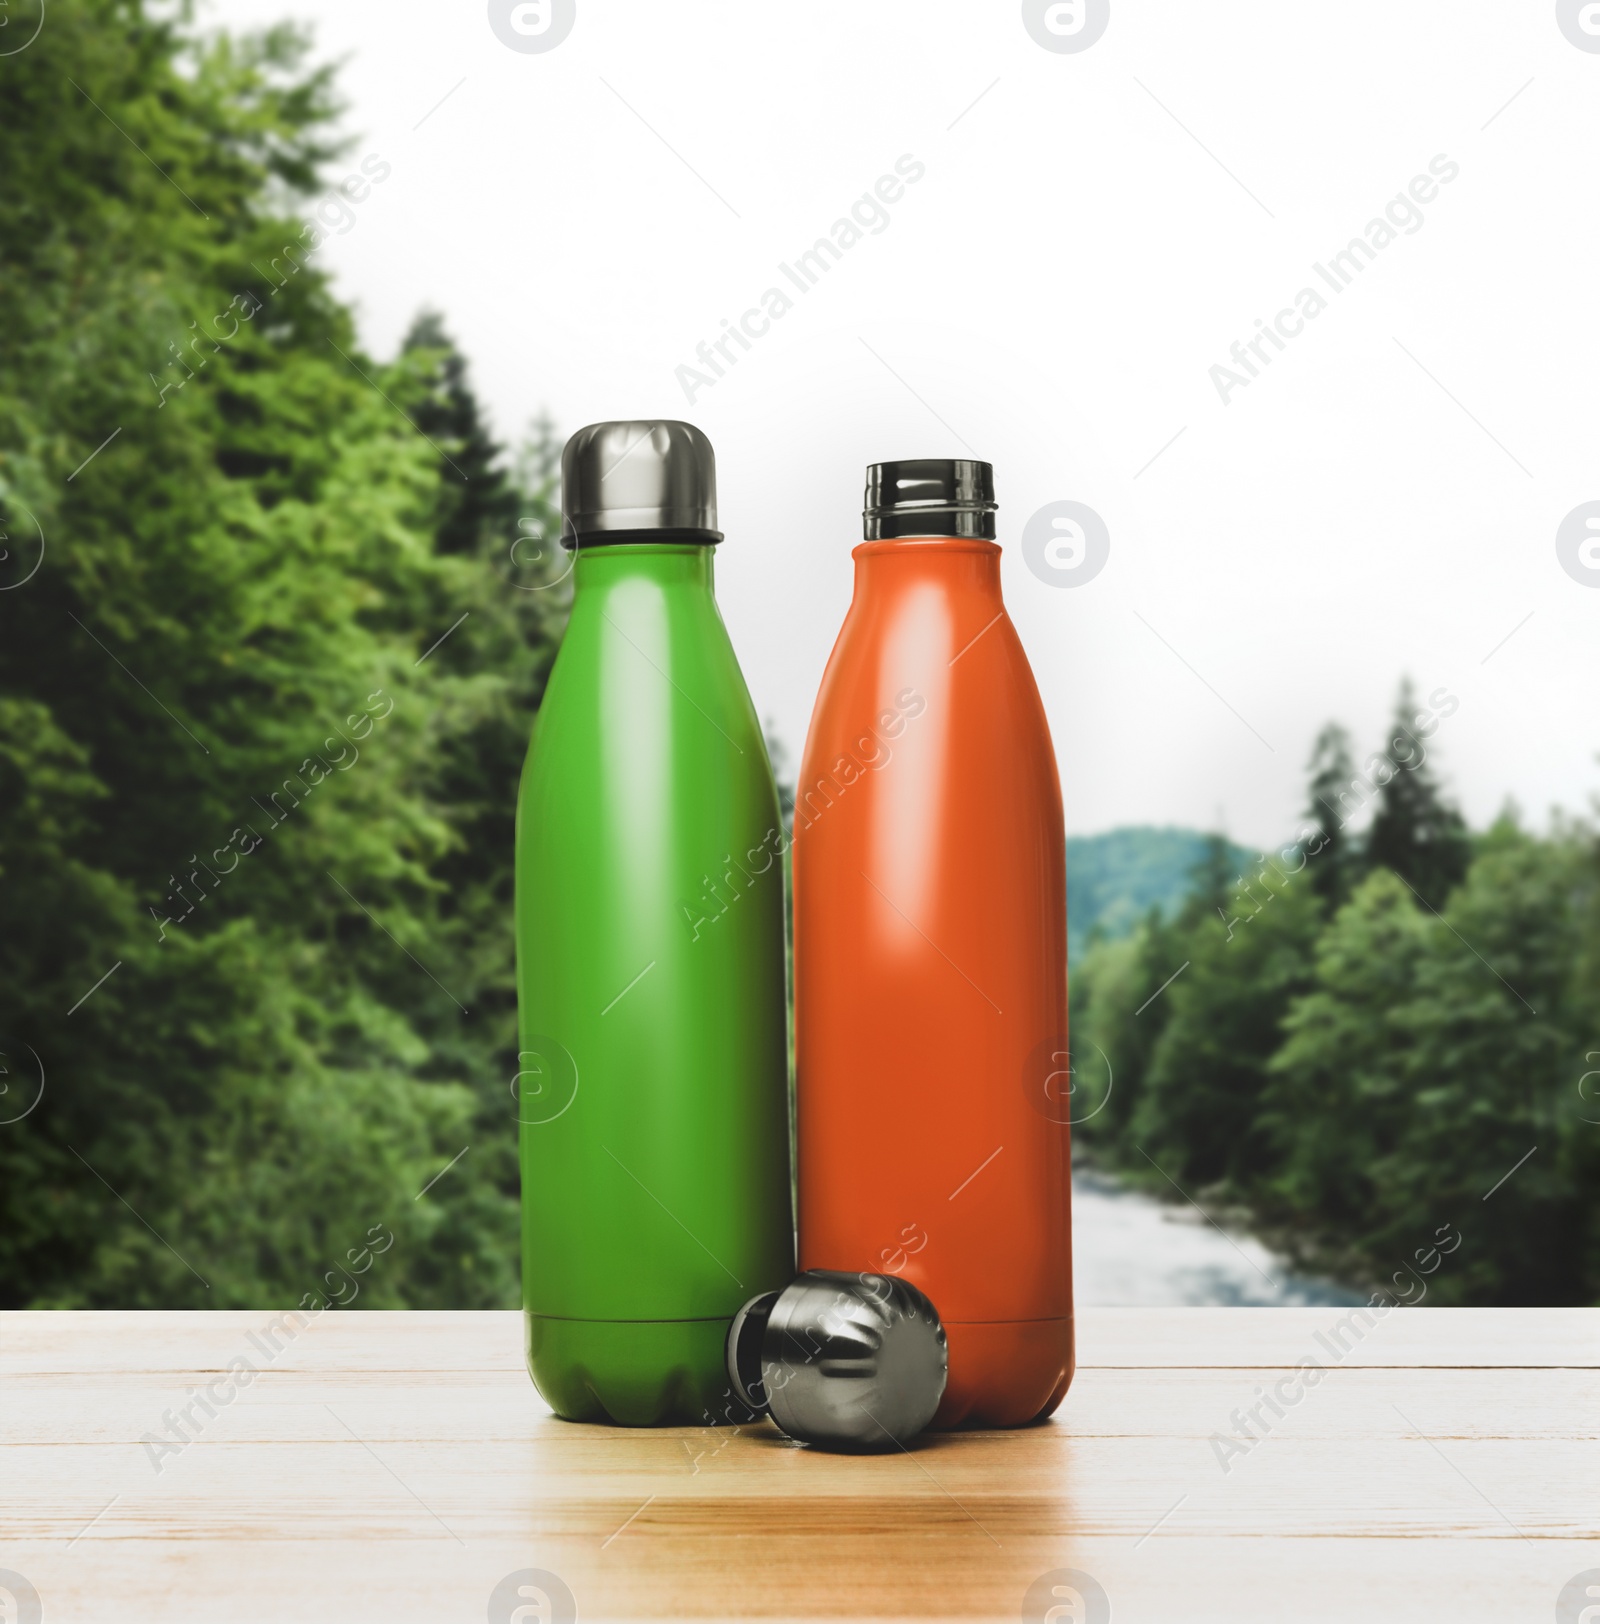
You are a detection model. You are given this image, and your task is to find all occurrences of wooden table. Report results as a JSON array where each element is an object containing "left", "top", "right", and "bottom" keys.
[{"left": 3, "top": 1308, "right": 1596, "bottom": 1621}]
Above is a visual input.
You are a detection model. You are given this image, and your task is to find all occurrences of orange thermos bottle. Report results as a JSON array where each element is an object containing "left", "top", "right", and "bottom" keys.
[{"left": 794, "top": 459, "right": 1073, "bottom": 1428}]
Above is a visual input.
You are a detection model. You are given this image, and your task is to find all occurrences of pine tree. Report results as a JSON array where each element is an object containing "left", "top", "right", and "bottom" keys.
[
  {"left": 389, "top": 322, "right": 567, "bottom": 1293},
  {"left": 1366, "top": 680, "right": 1470, "bottom": 912},
  {"left": 1189, "top": 831, "right": 1240, "bottom": 922},
  {"left": 1303, "top": 722, "right": 1359, "bottom": 907},
  {"left": 402, "top": 311, "right": 524, "bottom": 558}
]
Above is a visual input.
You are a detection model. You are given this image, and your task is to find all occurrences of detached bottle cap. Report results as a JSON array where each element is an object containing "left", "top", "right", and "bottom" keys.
[
  {"left": 864, "top": 459, "right": 997, "bottom": 541},
  {"left": 561, "top": 420, "right": 723, "bottom": 549},
  {"left": 725, "top": 1270, "right": 948, "bottom": 1450}
]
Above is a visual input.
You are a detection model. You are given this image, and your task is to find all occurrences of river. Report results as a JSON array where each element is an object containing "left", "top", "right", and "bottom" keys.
[{"left": 1072, "top": 1166, "right": 1360, "bottom": 1306}]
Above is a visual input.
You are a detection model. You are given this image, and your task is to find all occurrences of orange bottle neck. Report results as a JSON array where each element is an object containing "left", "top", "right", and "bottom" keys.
[{"left": 850, "top": 535, "right": 1004, "bottom": 602}]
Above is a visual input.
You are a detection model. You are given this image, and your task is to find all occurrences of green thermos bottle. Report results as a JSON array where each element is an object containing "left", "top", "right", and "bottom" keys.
[{"left": 515, "top": 420, "right": 793, "bottom": 1425}]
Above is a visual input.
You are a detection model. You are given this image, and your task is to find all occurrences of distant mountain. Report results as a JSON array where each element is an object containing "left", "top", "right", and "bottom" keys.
[{"left": 1066, "top": 826, "right": 1252, "bottom": 959}]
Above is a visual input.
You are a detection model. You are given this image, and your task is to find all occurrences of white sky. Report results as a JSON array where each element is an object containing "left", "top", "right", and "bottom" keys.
[{"left": 202, "top": 0, "right": 1600, "bottom": 848}]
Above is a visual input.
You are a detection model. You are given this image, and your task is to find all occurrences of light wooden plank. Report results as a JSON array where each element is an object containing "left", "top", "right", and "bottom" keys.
[
  {"left": 6, "top": 1363, "right": 1597, "bottom": 1431},
  {"left": 0, "top": 1309, "right": 522, "bottom": 1375},
  {"left": 2, "top": 1309, "right": 1595, "bottom": 1623},
  {"left": 1077, "top": 1306, "right": 1600, "bottom": 1368},
  {"left": 5, "top": 1534, "right": 1597, "bottom": 1623},
  {"left": 7, "top": 1307, "right": 1595, "bottom": 1374}
]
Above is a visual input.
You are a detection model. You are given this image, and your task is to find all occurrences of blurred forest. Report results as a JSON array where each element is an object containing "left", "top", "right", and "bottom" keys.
[
  {"left": 2, "top": 3, "right": 1595, "bottom": 1311},
  {"left": 1070, "top": 688, "right": 1600, "bottom": 1306},
  {"left": 0, "top": 1, "right": 568, "bottom": 1307}
]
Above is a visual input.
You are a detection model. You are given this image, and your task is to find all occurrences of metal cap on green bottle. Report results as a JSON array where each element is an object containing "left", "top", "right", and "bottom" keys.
[
  {"left": 560, "top": 420, "right": 723, "bottom": 549},
  {"left": 725, "top": 1270, "right": 949, "bottom": 1450}
]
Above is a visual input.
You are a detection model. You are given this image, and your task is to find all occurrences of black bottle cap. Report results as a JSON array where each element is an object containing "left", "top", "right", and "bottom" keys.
[
  {"left": 726, "top": 1270, "right": 948, "bottom": 1451},
  {"left": 863, "top": 459, "right": 997, "bottom": 540}
]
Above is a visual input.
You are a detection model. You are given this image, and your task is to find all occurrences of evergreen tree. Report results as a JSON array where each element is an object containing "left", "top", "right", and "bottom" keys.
[
  {"left": 1367, "top": 679, "right": 1470, "bottom": 911},
  {"left": 1261, "top": 870, "right": 1434, "bottom": 1232},
  {"left": 390, "top": 323, "right": 567, "bottom": 1301},
  {"left": 0, "top": 2, "right": 561, "bottom": 1308},
  {"left": 1130, "top": 862, "right": 1322, "bottom": 1190},
  {"left": 1266, "top": 837, "right": 1595, "bottom": 1304},
  {"left": 1302, "top": 721, "right": 1359, "bottom": 907},
  {"left": 1190, "top": 830, "right": 1241, "bottom": 919},
  {"left": 403, "top": 311, "right": 525, "bottom": 558},
  {"left": 1069, "top": 910, "right": 1175, "bottom": 1151}
]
